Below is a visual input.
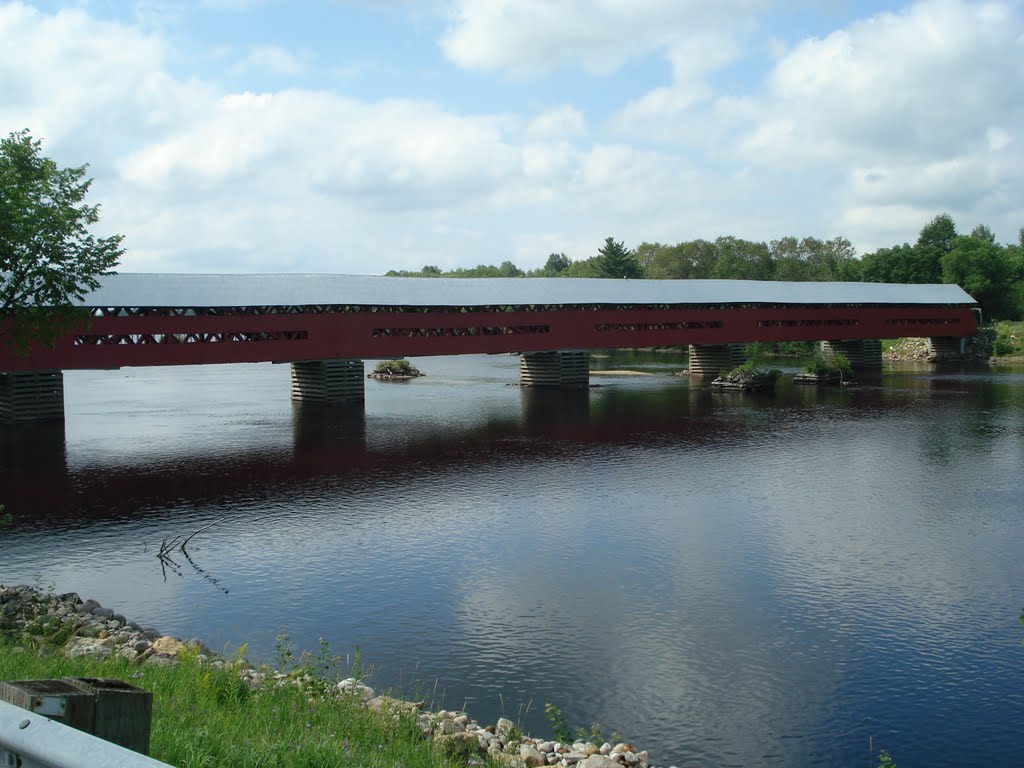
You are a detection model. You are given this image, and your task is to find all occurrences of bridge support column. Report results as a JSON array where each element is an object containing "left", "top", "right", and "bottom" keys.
[
  {"left": 926, "top": 336, "right": 964, "bottom": 360},
  {"left": 820, "top": 339, "right": 882, "bottom": 370},
  {"left": 687, "top": 344, "right": 745, "bottom": 377},
  {"left": 290, "top": 359, "right": 364, "bottom": 404},
  {"left": 519, "top": 351, "right": 589, "bottom": 388},
  {"left": 0, "top": 370, "right": 65, "bottom": 423}
]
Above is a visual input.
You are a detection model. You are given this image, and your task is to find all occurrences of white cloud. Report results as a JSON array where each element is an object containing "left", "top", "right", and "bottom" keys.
[
  {"left": 440, "top": 0, "right": 763, "bottom": 77},
  {"left": 231, "top": 45, "right": 306, "bottom": 76},
  {"left": 525, "top": 106, "right": 586, "bottom": 140},
  {"left": 740, "top": 0, "right": 1023, "bottom": 167}
]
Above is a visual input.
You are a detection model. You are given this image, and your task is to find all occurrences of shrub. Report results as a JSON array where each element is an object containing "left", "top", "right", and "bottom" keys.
[
  {"left": 373, "top": 359, "right": 418, "bottom": 376},
  {"left": 806, "top": 352, "right": 853, "bottom": 379}
]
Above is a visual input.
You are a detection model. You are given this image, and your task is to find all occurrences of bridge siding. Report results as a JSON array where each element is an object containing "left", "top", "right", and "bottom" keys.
[{"left": 0, "top": 304, "right": 976, "bottom": 372}]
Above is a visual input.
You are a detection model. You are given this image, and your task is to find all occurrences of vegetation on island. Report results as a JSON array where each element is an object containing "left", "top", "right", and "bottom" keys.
[
  {"left": 713, "top": 360, "right": 783, "bottom": 391},
  {"left": 1, "top": 129, "right": 123, "bottom": 350},
  {"left": 371, "top": 359, "right": 424, "bottom": 378},
  {"left": 805, "top": 351, "right": 854, "bottom": 382},
  {"left": 387, "top": 215, "right": 1024, "bottom": 324}
]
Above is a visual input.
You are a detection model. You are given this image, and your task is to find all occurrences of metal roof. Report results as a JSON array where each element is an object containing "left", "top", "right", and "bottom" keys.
[{"left": 74, "top": 273, "right": 976, "bottom": 308}]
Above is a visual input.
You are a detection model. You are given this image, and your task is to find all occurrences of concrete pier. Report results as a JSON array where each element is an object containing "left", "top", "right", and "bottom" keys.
[
  {"left": 519, "top": 351, "right": 589, "bottom": 388},
  {"left": 687, "top": 344, "right": 745, "bottom": 377},
  {"left": 926, "top": 336, "right": 965, "bottom": 360},
  {"left": 0, "top": 370, "right": 65, "bottom": 422},
  {"left": 820, "top": 339, "right": 883, "bottom": 370},
  {"left": 290, "top": 359, "right": 365, "bottom": 404}
]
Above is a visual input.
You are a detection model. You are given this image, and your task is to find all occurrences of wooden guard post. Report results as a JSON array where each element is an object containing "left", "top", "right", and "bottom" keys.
[{"left": 0, "top": 678, "right": 152, "bottom": 755}]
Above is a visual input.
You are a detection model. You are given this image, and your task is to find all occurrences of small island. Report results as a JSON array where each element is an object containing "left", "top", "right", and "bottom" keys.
[
  {"left": 793, "top": 352, "right": 855, "bottom": 386},
  {"left": 711, "top": 361, "right": 782, "bottom": 391},
  {"left": 367, "top": 359, "right": 425, "bottom": 380}
]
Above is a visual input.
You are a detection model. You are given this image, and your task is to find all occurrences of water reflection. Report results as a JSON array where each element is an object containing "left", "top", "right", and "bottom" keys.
[{"left": 1, "top": 356, "right": 1022, "bottom": 768}]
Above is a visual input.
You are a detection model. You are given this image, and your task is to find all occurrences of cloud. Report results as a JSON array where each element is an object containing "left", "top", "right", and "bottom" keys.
[
  {"left": 439, "top": 0, "right": 763, "bottom": 77},
  {"left": 231, "top": 45, "right": 306, "bottom": 76}
]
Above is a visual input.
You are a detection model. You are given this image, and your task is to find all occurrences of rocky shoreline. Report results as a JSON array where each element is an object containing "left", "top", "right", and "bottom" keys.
[{"left": 0, "top": 584, "right": 662, "bottom": 768}]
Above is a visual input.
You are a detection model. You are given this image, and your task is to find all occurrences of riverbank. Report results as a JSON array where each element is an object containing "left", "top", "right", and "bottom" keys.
[{"left": 0, "top": 584, "right": 658, "bottom": 768}]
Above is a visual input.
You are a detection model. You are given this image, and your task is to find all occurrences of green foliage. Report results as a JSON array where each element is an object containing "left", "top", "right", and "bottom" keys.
[
  {"left": 806, "top": 351, "right": 853, "bottom": 380},
  {"left": 381, "top": 213, "right": 1024, "bottom": 321},
  {"left": 0, "top": 635, "right": 464, "bottom": 768},
  {"left": 991, "top": 322, "right": 1023, "bottom": 357},
  {"left": 1, "top": 130, "right": 123, "bottom": 348},
  {"left": 596, "top": 237, "right": 643, "bottom": 279},
  {"left": 0, "top": 504, "right": 10, "bottom": 527},
  {"left": 545, "top": 702, "right": 572, "bottom": 743},
  {"left": 878, "top": 749, "right": 897, "bottom": 767},
  {"left": 544, "top": 702, "right": 619, "bottom": 746},
  {"left": 942, "top": 232, "right": 1014, "bottom": 320},
  {"left": 373, "top": 359, "right": 420, "bottom": 376}
]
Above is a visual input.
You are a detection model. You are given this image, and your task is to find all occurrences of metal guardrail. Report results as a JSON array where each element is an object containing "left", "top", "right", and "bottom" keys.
[{"left": 0, "top": 699, "right": 172, "bottom": 768}]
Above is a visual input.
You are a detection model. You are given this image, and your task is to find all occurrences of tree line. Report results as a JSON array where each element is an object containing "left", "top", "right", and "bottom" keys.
[{"left": 387, "top": 217, "right": 1024, "bottom": 321}]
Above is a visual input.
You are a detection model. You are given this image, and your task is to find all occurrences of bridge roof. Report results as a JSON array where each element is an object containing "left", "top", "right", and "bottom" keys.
[{"left": 76, "top": 273, "right": 977, "bottom": 308}]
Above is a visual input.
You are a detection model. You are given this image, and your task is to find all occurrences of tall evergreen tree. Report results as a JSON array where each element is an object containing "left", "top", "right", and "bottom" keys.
[{"left": 596, "top": 237, "right": 642, "bottom": 279}]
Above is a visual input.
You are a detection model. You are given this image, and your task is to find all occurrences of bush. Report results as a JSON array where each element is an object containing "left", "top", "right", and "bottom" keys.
[
  {"left": 373, "top": 359, "right": 419, "bottom": 376},
  {"left": 806, "top": 352, "right": 853, "bottom": 379}
]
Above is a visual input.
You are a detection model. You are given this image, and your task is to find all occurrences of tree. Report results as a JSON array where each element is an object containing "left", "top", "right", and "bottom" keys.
[
  {"left": 913, "top": 213, "right": 957, "bottom": 283},
  {"left": 542, "top": 252, "right": 571, "bottom": 275},
  {"left": 595, "top": 237, "right": 642, "bottom": 279},
  {"left": 1, "top": 129, "right": 123, "bottom": 347},
  {"left": 941, "top": 233, "right": 1012, "bottom": 320}
]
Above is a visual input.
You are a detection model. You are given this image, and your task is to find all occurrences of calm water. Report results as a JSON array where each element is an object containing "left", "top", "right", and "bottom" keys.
[{"left": 2, "top": 352, "right": 1023, "bottom": 767}]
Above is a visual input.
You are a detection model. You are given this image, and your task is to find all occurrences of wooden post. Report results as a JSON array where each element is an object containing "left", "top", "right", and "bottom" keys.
[
  {"left": 65, "top": 678, "right": 152, "bottom": 756},
  {"left": 0, "top": 678, "right": 152, "bottom": 756},
  {"left": 0, "top": 679, "right": 96, "bottom": 733}
]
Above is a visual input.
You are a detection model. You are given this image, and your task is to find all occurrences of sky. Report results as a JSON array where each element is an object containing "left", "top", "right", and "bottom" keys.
[{"left": 1, "top": 0, "right": 1022, "bottom": 275}]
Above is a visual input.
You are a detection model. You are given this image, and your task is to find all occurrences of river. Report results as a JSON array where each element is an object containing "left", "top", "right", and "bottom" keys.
[{"left": 1, "top": 351, "right": 1022, "bottom": 767}]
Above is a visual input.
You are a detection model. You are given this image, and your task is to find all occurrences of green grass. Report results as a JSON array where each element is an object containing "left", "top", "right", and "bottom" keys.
[
  {"left": 992, "top": 321, "right": 1024, "bottom": 357},
  {"left": 0, "top": 637, "right": 486, "bottom": 768}
]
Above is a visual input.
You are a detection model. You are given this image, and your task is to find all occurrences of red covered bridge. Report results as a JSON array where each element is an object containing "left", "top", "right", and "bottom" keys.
[{"left": 0, "top": 274, "right": 978, "bottom": 420}]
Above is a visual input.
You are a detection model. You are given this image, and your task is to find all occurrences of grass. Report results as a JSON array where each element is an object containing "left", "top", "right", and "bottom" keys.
[
  {"left": 992, "top": 320, "right": 1024, "bottom": 358},
  {"left": 0, "top": 637, "right": 488, "bottom": 768}
]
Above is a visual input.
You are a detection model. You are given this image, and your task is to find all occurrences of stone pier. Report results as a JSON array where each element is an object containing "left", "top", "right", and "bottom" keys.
[
  {"left": 290, "top": 359, "right": 365, "bottom": 404},
  {"left": 687, "top": 344, "right": 745, "bottom": 377},
  {"left": 820, "top": 339, "right": 883, "bottom": 370},
  {"left": 518, "top": 351, "right": 589, "bottom": 388},
  {"left": 926, "top": 336, "right": 965, "bottom": 360},
  {"left": 0, "top": 370, "right": 65, "bottom": 422}
]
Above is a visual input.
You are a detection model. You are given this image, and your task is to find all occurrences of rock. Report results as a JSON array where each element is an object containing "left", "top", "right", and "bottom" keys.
[
  {"left": 581, "top": 756, "right": 620, "bottom": 768},
  {"left": 151, "top": 636, "right": 187, "bottom": 656},
  {"left": 622, "top": 751, "right": 639, "bottom": 766},
  {"left": 117, "top": 647, "right": 140, "bottom": 663},
  {"left": 367, "top": 695, "right": 419, "bottom": 715},
  {"left": 63, "top": 636, "right": 114, "bottom": 659},
  {"left": 563, "top": 754, "right": 588, "bottom": 765},
  {"left": 92, "top": 607, "right": 114, "bottom": 619},
  {"left": 600, "top": 743, "right": 612, "bottom": 756},
  {"left": 520, "top": 745, "right": 545, "bottom": 767},
  {"left": 111, "top": 613, "right": 127, "bottom": 625},
  {"left": 496, "top": 718, "right": 516, "bottom": 739},
  {"left": 133, "top": 639, "right": 151, "bottom": 654}
]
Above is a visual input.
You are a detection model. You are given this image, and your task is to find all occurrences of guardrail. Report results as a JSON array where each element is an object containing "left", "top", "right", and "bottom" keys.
[{"left": 0, "top": 699, "right": 172, "bottom": 768}]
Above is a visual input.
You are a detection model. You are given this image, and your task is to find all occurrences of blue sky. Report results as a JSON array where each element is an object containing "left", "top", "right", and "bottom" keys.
[{"left": 2, "top": 0, "right": 1021, "bottom": 274}]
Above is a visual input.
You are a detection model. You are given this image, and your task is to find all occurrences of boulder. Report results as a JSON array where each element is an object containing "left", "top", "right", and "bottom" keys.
[
  {"left": 520, "top": 744, "right": 546, "bottom": 767},
  {"left": 151, "top": 636, "right": 187, "bottom": 656},
  {"left": 63, "top": 636, "right": 114, "bottom": 659}
]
